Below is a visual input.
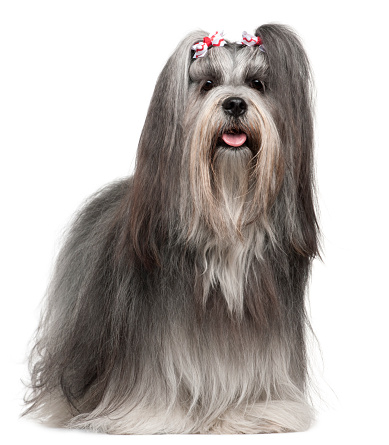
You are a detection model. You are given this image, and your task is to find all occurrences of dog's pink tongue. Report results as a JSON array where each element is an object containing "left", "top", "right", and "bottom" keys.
[{"left": 222, "top": 133, "right": 247, "bottom": 147}]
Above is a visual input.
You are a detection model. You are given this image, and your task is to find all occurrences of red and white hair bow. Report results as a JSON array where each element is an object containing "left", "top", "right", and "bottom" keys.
[
  {"left": 191, "top": 31, "right": 226, "bottom": 59},
  {"left": 238, "top": 31, "right": 265, "bottom": 52}
]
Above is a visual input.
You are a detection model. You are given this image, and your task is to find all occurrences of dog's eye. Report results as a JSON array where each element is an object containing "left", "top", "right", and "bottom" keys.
[
  {"left": 202, "top": 80, "right": 214, "bottom": 92},
  {"left": 250, "top": 79, "right": 265, "bottom": 93}
]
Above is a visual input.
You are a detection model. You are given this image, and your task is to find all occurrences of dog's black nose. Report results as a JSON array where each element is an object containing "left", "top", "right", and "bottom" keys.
[{"left": 222, "top": 97, "right": 247, "bottom": 117}]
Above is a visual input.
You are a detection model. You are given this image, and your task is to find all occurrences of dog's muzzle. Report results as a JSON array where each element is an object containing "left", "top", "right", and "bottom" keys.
[{"left": 219, "top": 97, "right": 248, "bottom": 148}]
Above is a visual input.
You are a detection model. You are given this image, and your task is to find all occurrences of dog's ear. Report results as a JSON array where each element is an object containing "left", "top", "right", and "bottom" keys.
[
  {"left": 119, "top": 31, "right": 208, "bottom": 269},
  {"left": 255, "top": 24, "right": 319, "bottom": 258},
  {"left": 138, "top": 31, "right": 206, "bottom": 158}
]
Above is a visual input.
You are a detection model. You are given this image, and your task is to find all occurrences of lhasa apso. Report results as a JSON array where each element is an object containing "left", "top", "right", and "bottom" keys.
[{"left": 24, "top": 24, "right": 320, "bottom": 434}]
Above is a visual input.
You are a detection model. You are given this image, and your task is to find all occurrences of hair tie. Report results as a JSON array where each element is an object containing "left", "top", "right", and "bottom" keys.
[
  {"left": 191, "top": 31, "right": 226, "bottom": 59},
  {"left": 238, "top": 31, "right": 265, "bottom": 52}
]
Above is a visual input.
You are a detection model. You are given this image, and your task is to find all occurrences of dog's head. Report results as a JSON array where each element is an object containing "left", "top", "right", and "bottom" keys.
[{"left": 127, "top": 25, "right": 318, "bottom": 266}]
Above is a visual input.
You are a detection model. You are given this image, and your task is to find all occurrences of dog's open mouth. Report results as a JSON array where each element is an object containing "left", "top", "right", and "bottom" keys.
[
  {"left": 221, "top": 132, "right": 247, "bottom": 147},
  {"left": 219, "top": 132, "right": 248, "bottom": 149}
]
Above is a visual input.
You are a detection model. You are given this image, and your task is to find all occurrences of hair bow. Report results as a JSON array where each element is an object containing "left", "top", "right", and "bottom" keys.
[
  {"left": 238, "top": 31, "right": 265, "bottom": 52},
  {"left": 191, "top": 31, "right": 226, "bottom": 59}
]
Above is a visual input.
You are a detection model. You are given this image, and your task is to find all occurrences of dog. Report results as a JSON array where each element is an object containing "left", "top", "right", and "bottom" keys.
[{"left": 24, "top": 24, "right": 320, "bottom": 434}]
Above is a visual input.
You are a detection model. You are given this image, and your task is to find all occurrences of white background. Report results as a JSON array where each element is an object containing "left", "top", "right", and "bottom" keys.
[{"left": 1, "top": 0, "right": 388, "bottom": 443}]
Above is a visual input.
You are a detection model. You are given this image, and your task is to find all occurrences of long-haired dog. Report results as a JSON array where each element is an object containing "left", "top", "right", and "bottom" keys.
[{"left": 24, "top": 24, "right": 320, "bottom": 434}]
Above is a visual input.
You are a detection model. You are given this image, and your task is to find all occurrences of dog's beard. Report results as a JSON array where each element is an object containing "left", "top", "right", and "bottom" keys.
[
  {"left": 178, "top": 90, "right": 283, "bottom": 314},
  {"left": 212, "top": 146, "right": 253, "bottom": 230},
  {"left": 180, "top": 89, "right": 283, "bottom": 246}
]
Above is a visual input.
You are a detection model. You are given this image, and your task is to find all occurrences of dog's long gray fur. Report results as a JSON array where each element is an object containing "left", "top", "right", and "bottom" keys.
[{"left": 24, "top": 24, "right": 320, "bottom": 434}]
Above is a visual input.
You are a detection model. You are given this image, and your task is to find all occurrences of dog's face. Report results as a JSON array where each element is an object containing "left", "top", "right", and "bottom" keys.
[
  {"left": 181, "top": 42, "right": 283, "bottom": 242},
  {"left": 187, "top": 43, "right": 273, "bottom": 156},
  {"left": 131, "top": 26, "right": 317, "bottom": 263}
]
